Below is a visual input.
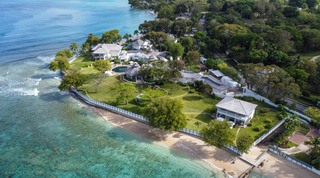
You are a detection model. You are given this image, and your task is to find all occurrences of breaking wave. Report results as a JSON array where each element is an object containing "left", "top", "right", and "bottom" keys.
[{"left": 0, "top": 77, "right": 41, "bottom": 96}]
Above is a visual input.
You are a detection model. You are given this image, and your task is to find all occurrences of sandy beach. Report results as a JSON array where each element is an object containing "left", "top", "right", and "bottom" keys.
[{"left": 92, "top": 107, "right": 319, "bottom": 178}]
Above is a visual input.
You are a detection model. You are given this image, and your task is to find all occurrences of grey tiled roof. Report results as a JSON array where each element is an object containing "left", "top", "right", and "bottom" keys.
[
  {"left": 92, "top": 44, "right": 122, "bottom": 56},
  {"left": 216, "top": 97, "right": 258, "bottom": 116}
]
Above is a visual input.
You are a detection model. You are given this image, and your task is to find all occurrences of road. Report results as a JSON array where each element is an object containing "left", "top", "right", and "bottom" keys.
[{"left": 284, "top": 98, "right": 310, "bottom": 113}]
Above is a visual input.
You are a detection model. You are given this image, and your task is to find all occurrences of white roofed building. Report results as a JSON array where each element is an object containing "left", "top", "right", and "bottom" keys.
[
  {"left": 132, "top": 39, "right": 152, "bottom": 50},
  {"left": 92, "top": 44, "right": 122, "bottom": 60},
  {"left": 179, "top": 70, "right": 203, "bottom": 84},
  {"left": 216, "top": 97, "right": 257, "bottom": 126}
]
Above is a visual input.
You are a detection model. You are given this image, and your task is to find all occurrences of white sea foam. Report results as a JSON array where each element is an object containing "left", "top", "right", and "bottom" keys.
[
  {"left": 37, "top": 55, "right": 55, "bottom": 64},
  {"left": 0, "top": 77, "right": 41, "bottom": 96}
]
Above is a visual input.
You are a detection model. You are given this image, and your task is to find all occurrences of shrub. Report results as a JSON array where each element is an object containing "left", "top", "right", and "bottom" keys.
[
  {"left": 264, "top": 119, "right": 272, "bottom": 124},
  {"left": 187, "top": 82, "right": 194, "bottom": 86},
  {"left": 253, "top": 127, "right": 262, "bottom": 132},
  {"left": 302, "top": 91, "right": 311, "bottom": 97},
  {"left": 114, "top": 58, "right": 121, "bottom": 64},
  {"left": 264, "top": 124, "right": 272, "bottom": 129},
  {"left": 260, "top": 108, "right": 268, "bottom": 114}
]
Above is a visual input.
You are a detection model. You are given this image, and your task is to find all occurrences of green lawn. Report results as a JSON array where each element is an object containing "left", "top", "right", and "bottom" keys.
[
  {"left": 71, "top": 58, "right": 281, "bottom": 139},
  {"left": 231, "top": 97, "right": 282, "bottom": 141},
  {"left": 71, "top": 56, "right": 99, "bottom": 75},
  {"left": 71, "top": 56, "right": 95, "bottom": 69},
  {"left": 291, "top": 152, "right": 312, "bottom": 165},
  {"left": 180, "top": 92, "right": 219, "bottom": 132},
  {"left": 296, "top": 123, "right": 310, "bottom": 135}
]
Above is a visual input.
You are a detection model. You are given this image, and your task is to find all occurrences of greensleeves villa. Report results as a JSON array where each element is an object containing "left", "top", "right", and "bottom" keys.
[{"left": 216, "top": 97, "right": 258, "bottom": 126}]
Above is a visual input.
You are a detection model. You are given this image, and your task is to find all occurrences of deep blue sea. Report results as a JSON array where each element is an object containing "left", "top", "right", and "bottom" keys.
[{"left": 0, "top": 0, "right": 222, "bottom": 177}]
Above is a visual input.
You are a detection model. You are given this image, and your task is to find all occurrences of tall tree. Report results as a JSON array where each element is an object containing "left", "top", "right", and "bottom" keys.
[
  {"left": 168, "top": 42, "right": 184, "bottom": 60},
  {"left": 101, "top": 29, "right": 122, "bottom": 44},
  {"left": 236, "top": 133, "right": 254, "bottom": 153},
  {"left": 147, "top": 97, "right": 187, "bottom": 131},
  {"left": 201, "top": 120, "right": 234, "bottom": 148},
  {"left": 93, "top": 60, "right": 112, "bottom": 73},
  {"left": 185, "top": 50, "right": 201, "bottom": 66},
  {"left": 111, "top": 82, "right": 137, "bottom": 104},
  {"left": 69, "top": 42, "right": 78, "bottom": 55},
  {"left": 239, "top": 63, "right": 300, "bottom": 100},
  {"left": 140, "top": 87, "right": 165, "bottom": 104},
  {"left": 58, "top": 70, "right": 85, "bottom": 91},
  {"left": 49, "top": 51, "right": 70, "bottom": 72},
  {"left": 304, "top": 107, "right": 320, "bottom": 122},
  {"left": 284, "top": 115, "right": 301, "bottom": 134},
  {"left": 89, "top": 73, "right": 105, "bottom": 93},
  {"left": 305, "top": 137, "right": 320, "bottom": 169}
]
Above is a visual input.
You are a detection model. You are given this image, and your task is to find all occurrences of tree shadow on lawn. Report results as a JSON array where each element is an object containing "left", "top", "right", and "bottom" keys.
[
  {"left": 182, "top": 95, "right": 203, "bottom": 101},
  {"left": 195, "top": 113, "right": 213, "bottom": 123}
]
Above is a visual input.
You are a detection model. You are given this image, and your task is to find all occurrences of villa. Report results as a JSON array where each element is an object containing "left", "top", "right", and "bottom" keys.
[
  {"left": 216, "top": 97, "right": 258, "bottom": 126},
  {"left": 132, "top": 39, "right": 152, "bottom": 50},
  {"left": 92, "top": 43, "right": 122, "bottom": 60},
  {"left": 179, "top": 70, "right": 203, "bottom": 84}
]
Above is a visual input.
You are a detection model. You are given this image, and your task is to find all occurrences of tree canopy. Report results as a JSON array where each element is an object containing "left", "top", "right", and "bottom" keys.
[
  {"left": 101, "top": 29, "right": 122, "bottom": 44},
  {"left": 49, "top": 50, "right": 71, "bottom": 72},
  {"left": 201, "top": 120, "right": 234, "bottom": 148},
  {"left": 58, "top": 70, "right": 85, "bottom": 91},
  {"left": 236, "top": 133, "right": 254, "bottom": 153},
  {"left": 304, "top": 107, "right": 320, "bottom": 122},
  {"left": 239, "top": 63, "right": 300, "bottom": 100},
  {"left": 93, "top": 60, "right": 112, "bottom": 73},
  {"left": 111, "top": 82, "right": 138, "bottom": 105},
  {"left": 147, "top": 96, "right": 187, "bottom": 131}
]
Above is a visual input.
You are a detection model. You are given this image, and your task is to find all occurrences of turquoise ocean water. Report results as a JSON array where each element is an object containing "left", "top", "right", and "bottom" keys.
[{"left": 0, "top": 0, "right": 224, "bottom": 177}]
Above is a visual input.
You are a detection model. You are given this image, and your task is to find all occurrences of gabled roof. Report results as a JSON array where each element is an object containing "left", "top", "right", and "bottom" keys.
[
  {"left": 209, "top": 70, "right": 224, "bottom": 78},
  {"left": 216, "top": 97, "right": 257, "bottom": 116},
  {"left": 92, "top": 44, "right": 122, "bottom": 54},
  {"left": 180, "top": 70, "right": 203, "bottom": 80}
]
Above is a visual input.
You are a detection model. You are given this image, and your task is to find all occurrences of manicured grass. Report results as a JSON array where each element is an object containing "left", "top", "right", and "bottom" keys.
[
  {"left": 231, "top": 97, "right": 282, "bottom": 141},
  {"left": 72, "top": 58, "right": 281, "bottom": 139},
  {"left": 162, "top": 83, "right": 189, "bottom": 97},
  {"left": 71, "top": 56, "right": 95, "bottom": 69},
  {"left": 291, "top": 152, "right": 312, "bottom": 165},
  {"left": 185, "top": 114, "right": 212, "bottom": 132},
  {"left": 287, "top": 141, "right": 299, "bottom": 148},
  {"left": 181, "top": 92, "right": 219, "bottom": 113},
  {"left": 296, "top": 123, "right": 310, "bottom": 135},
  {"left": 70, "top": 56, "right": 99, "bottom": 75}
]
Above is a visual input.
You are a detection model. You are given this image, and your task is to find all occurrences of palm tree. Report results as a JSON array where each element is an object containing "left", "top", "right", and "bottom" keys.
[
  {"left": 123, "top": 33, "right": 130, "bottom": 41},
  {"left": 70, "top": 42, "right": 78, "bottom": 54},
  {"left": 305, "top": 137, "right": 320, "bottom": 152},
  {"left": 134, "top": 30, "right": 139, "bottom": 36}
]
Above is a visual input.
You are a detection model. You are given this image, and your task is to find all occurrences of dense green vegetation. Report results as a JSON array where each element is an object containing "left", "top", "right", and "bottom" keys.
[
  {"left": 52, "top": 0, "right": 320, "bottom": 152},
  {"left": 129, "top": 0, "right": 320, "bottom": 120}
]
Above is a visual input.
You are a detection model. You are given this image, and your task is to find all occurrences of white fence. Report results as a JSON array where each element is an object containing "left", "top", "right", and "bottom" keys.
[
  {"left": 268, "top": 146, "right": 320, "bottom": 175},
  {"left": 70, "top": 88, "right": 149, "bottom": 123}
]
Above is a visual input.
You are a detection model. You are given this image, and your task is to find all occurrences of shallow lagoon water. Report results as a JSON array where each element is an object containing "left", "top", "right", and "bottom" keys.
[{"left": 0, "top": 0, "right": 222, "bottom": 177}]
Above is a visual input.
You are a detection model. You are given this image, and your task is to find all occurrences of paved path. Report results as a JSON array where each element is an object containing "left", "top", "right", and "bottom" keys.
[{"left": 310, "top": 55, "right": 320, "bottom": 62}]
